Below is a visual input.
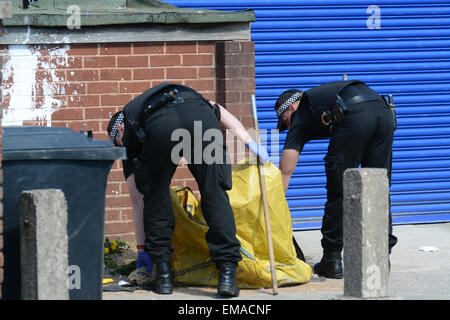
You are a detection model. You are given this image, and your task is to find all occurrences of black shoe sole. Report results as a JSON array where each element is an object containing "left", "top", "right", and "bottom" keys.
[
  {"left": 154, "top": 286, "right": 173, "bottom": 294},
  {"left": 218, "top": 285, "right": 240, "bottom": 297},
  {"left": 313, "top": 263, "right": 343, "bottom": 279},
  {"left": 152, "top": 281, "right": 173, "bottom": 294}
]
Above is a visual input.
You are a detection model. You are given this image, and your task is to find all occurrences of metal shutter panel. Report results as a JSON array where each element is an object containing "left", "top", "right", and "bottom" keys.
[{"left": 166, "top": 0, "right": 450, "bottom": 230}]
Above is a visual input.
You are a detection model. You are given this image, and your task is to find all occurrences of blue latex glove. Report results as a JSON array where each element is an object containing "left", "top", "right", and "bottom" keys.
[
  {"left": 136, "top": 250, "right": 153, "bottom": 275},
  {"left": 246, "top": 140, "right": 270, "bottom": 164}
]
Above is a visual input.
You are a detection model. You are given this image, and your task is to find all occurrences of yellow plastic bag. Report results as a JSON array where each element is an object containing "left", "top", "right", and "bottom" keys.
[{"left": 170, "top": 161, "right": 312, "bottom": 288}]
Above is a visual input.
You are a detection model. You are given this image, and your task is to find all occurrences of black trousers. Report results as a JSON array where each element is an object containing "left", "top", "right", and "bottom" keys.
[
  {"left": 322, "top": 99, "right": 398, "bottom": 254},
  {"left": 135, "top": 92, "right": 242, "bottom": 266}
]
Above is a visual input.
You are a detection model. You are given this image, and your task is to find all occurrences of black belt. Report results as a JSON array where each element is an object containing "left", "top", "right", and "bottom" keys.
[
  {"left": 321, "top": 93, "right": 386, "bottom": 127},
  {"left": 144, "top": 86, "right": 201, "bottom": 117},
  {"left": 344, "top": 93, "right": 384, "bottom": 108}
]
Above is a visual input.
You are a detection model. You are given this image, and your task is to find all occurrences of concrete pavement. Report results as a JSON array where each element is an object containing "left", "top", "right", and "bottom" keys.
[{"left": 102, "top": 222, "right": 450, "bottom": 300}]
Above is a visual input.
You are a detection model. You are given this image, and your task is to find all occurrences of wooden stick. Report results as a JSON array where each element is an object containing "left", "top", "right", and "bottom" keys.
[{"left": 251, "top": 94, "right": 278, "bottom": 295}]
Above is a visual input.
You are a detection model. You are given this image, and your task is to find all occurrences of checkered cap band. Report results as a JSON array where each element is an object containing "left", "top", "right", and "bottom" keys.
[
  {"left": 109, "top": 112, "right": 124, "bottom": 141},
  {"left": 276, "top": 91, "right": 300, "bottom": 117}
]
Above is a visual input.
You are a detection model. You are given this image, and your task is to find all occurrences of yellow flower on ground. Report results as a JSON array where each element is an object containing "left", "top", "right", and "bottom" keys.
[
  {"left": 104, "top": 247, "right": 109, "bottom": 254},
  {"left": 111, "top": 240, "right": 118, "bottom": 251}
]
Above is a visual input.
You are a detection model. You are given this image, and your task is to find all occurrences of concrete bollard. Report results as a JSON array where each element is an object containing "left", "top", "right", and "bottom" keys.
[
  {"left": 19, "top": 189, "right": 69, "bottom": 300},
  {"left": 343, "top": 168, "right": 389, "bottom": 299}
]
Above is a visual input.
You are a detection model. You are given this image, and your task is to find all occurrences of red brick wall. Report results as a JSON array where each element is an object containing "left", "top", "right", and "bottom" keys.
[
  {"left": 216, "top": 41, "right": 256, "bottom": 165},
  {"left": 0, "top": 40, "right": 255, "bottom": 243}
]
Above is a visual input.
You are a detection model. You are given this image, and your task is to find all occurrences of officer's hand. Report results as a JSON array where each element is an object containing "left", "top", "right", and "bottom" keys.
[
  {"left": 246, "top": 140, "right": 270, "bottom": 164},
  {"left": 136, "top": 250, "right": 153, "bottom": 275}
]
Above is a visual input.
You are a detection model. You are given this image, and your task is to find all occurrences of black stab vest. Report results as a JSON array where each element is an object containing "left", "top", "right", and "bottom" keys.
[
  {"left": 121, "top": 82, "right": 174, "bottom": 177},
  {"left": 122, "top": 82, "right": 173, "bottom": 125}
]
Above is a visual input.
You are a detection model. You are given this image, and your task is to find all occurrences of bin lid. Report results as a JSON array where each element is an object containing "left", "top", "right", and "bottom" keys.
[{"left": 2, "top": 126, "right": 127, "bottom": 161}]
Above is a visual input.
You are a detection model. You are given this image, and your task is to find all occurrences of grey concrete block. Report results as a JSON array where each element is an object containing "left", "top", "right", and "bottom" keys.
[
  {"left": 343, "top": 168, "right": 389, "bottom": 299},
  {"left": 19, "top": 189, "right": 69, "bottom": 300}
]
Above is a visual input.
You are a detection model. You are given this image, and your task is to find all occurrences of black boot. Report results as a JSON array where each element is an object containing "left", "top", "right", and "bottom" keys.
[
  {"left": 313, "top": 251, "right": 343, "bottom": 279},
  {"left": 153, "top": 262, "right": 173, "bottom": 294},
  {"left": 217, "top": 262, "right": 239, "bottom": 297}
]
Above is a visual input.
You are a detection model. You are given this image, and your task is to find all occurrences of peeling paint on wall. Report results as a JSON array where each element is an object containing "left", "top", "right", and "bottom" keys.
[{"left": 1, "top": 44, "right": 70, "bottom": 126}]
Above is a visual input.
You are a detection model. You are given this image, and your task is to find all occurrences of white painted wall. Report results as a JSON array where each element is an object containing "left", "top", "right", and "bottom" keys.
[{"left": 1, "top": 44, "right": 70, "bottom": 127}]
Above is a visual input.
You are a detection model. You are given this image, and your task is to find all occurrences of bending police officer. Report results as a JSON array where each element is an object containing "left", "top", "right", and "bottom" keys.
[
  {"left": 108, "top": 82, "right": 269, "bottom": 297},
  {"left": 274, "top": 80, "right": 398, "bottom": 279}
]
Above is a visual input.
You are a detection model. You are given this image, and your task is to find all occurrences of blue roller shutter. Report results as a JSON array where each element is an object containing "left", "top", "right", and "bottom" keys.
[{"left": 166, "top": 0, "right": 450, "bottom": 230}]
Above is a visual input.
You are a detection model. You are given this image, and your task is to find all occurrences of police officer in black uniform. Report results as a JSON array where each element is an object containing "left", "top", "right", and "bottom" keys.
[
  {"left": 275, "top": 80, "right": 398, "bottom": 279},
  {"left": 108, "top": 82, "right": 245, "bottom": 297}
]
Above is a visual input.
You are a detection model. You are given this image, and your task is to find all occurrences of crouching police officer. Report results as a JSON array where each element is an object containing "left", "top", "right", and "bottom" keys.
[
  {"left": 274, "top": 80, "right": 398, "bottom": 279},
  {"left": 108, "top": 82, "right": 269, "bottom": 297}
]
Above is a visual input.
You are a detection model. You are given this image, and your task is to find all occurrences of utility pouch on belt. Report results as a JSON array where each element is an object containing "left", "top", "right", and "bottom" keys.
[
  {"left": 388, "top": 95, "right": 397, "bottom": 131},
  {"left": 132, "top": 156, "right": 151, "bottom": 195},
  {"left": 321, "top": 94, "right": 349, "bottom": 126},
  {"left": 144, "top": 89, "right": 179, "bottom": 117},
  {"left": 332, "top": 94, "right": 350, "bottom": 123},
  {"left": 129, "top": 120, "right": 147, "bottom": 144},
  {"left": 382, "top": 95, "right": 397, "bottom": 131}
]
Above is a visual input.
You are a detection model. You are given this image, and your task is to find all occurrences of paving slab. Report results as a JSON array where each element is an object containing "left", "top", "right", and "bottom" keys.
[{"left": 103, "top": 223, "right": 450, "bottom": 301}]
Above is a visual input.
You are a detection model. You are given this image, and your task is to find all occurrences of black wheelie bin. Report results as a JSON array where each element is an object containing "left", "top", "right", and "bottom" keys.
[{"left": 2, "top": 126, "right": 126, "bottom": 300}]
